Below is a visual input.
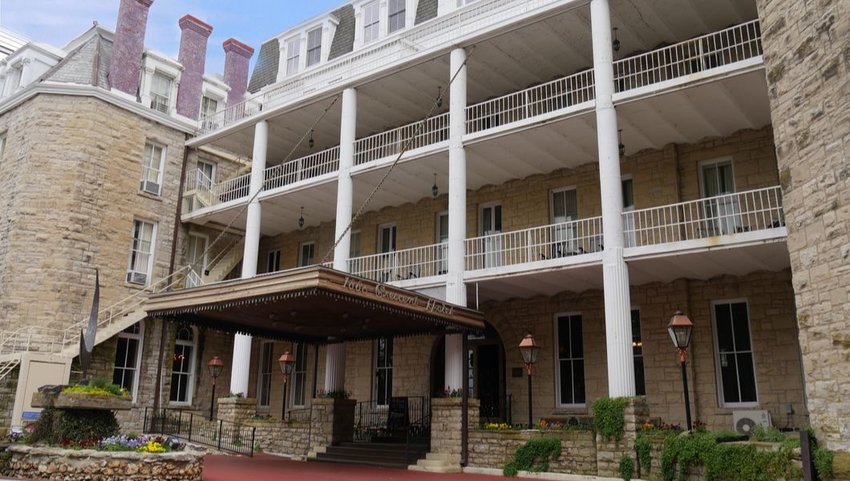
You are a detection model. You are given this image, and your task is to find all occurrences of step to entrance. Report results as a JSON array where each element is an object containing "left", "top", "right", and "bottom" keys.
[
  {"left": 409, "top": 452, "right": 462, "bottom": 473},
  {"left": 312, "top": 441, "right": 430, "bottom": 469}
]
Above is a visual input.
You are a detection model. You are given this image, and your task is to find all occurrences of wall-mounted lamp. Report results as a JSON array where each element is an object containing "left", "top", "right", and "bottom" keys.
[
  {"left": 432, "top": 173, "right": 439, "bottom": 198},
  {"left": 612, "top": 27, "right": 621, "bottom": 52},
  {"left": 308, "top": 129, "right": 315, "bottom": 149},
  {"left": 618, "top": 129, "right": 625, "bottom": 157},
  {"left": 298, "top": 206, "right": 305, "bottom": 229},
  {"left": 437, "top": 86, "right": 443, "bottom": 108}
]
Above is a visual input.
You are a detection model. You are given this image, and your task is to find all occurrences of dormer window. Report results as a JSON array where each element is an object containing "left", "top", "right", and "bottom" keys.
[
  {"left": 286, "top": 37, "right": 301, "bottom": 76},
  {"left": 388, "top": 0, "right": 406, "bottom": 33},
  {"left": 364, "top": 2, "right": 381, "bottom": 43},
  {"left": 201, "top": 96, "right": 218, "bottom": 118},
  {"left": 306, "top": 27, "right": 323, "bottom": 67},
  {"left": 150, "top": 71, "right": 174, "bottom": 113}
]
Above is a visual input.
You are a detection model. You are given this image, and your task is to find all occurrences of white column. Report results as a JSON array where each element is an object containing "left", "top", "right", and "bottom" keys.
[
  {"left": 591, "top": 0, "right": 635, "bottom": 397},
  {"left": 333, "top": 88, "right": 357, "bottom": 271},
  {"left": 229, "top": 120, "right": 269, "bottom": 396},
  {"left": 323, "top": 343, "right": 347, "bottom": 392},
  {"left": 444, "top": 47, "right": 468, "bottom": 392}
]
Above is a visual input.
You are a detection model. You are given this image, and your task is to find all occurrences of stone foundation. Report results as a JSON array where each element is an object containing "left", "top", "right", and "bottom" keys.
[
  {"left": 309, "top": 398, "right": 356, "bottom": 450},
  {"left": 467, "top": 429, "right": 597, "bottom": 475},
  {"left": 247, "top": 421, "right": 310, "bottom": 456},
  {"left": 596, "top": 397, "right": 650, "bottom": 477},
  {"left": 3, "top": 445, "right": 203, "bottom": 481},
  {"left": 430, "top": 397, "right": 480, "bottom": 465}
]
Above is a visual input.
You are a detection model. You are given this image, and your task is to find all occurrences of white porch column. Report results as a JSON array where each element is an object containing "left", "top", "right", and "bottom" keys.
[
  {"left": 444, "top": 47, "right": 468, "bottom": 391},
  {"left": 229, "top": 120, "right": 268, "bottom": 395},
  {"left": 591, "top": 0, "right": 635, "bottom": 397},
  {"left": 333, "top": 87, "right": 357, "bottom": 271}
]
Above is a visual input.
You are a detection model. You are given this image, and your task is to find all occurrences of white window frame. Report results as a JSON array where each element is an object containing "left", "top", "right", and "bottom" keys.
[
  {"left": 186, "top": 232, "right": 208, "bottom": 287},
  {"left": 267, "top": 249, "right": 281, "bottom": 273},
  {"left": 127, "top": 219, "right": 157, "bottom": 285},
  {"left": 478, "top": 202, "right": 502, "bottom": 268},
  {"left": 196, "top": 160, "right": 216, "bottom": 191},
  {"left": 257, "top": 341, "right": 275, "bottom": 408},
  {"left": 113, "top": 321, "right": 145, "bottom": 402},
  {"left": 387, "top": 0, "right": 407, "bottom": 33},
  {"left": 363, "top": 1, "right": 381, "bottom": 44},
  {"left": 711, "top": 298, "right": 759, "bottom": 408},
  {"left": 291, "top": 343, "right": 308, "bottom": 407},
  {"left": 149, "top": 70, "right": 174, "bottom": 114},
  {"left": 554, "top": 312, "right": 585, "bottom": 408},
  {"left": 298, "top": 241, "right": 316, "bottom": 267},
  {"left": 285, "top": 36, "right": 301, "bottom": 76},
  {"left": 140, "top": 141, "right": 166, "bottom": 196},
  {"left": 169, "top": 326, "right": 197, "bottom": 405},
  {"left": 374, "top": 337, "right": 393, "bottom": 406},
  {"left": 306, "top": 27, "right": 323, "bottom": 67}
]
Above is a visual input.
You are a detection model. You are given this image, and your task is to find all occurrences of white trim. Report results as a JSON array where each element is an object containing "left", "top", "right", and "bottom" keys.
[
  {"left": 114, "top": 320, "right": 145, "bottom": 403},
  {"left": 710, "top": 298, "right": 759, "bottom": 408},
  {"left": 267, "top": 249, "right": 282, "bottom": 273},
  {"left": 126, "top": 219, "right": 157, "bottom": 286},
  {"left": 478, "top": 201, "right": 502, "bottom": 235},
  {"left": 298, "top": 241, "right": 316, "bottom": 267},
  {"left": 291, "top": 342, "right": 308, "bottom": 407},
  {"left": 256, "top": 340, "right": 275, "bottom": 408},
  {"left": 377, "top": 222, "right": 397, "bottom": 253},
  {"left": 553, "top": 311, "right": 586, "bottom": 408},
  {"left": 698, "top": 156, "right": 737, "bottom": 198},
  {"left": 140, "top": 141, "right": 167, "bottom": 196},
  {"left": 169, "top": 325, "right": 198, "bottom": 406}
]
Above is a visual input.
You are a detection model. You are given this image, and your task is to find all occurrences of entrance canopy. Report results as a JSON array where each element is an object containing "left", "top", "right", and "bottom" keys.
[{"left": 144, "top": 266, "right": 485, "bottom": 343}]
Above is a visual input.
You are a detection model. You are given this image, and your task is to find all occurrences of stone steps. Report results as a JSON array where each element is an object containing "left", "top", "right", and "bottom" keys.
[{"left": 312, "top": 441, "right": 429, "bottom": 469}]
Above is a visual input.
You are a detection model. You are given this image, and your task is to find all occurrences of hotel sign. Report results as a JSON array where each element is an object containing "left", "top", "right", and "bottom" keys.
[{"left": 341, "top": 276, "right": 454, "bottom": 315}]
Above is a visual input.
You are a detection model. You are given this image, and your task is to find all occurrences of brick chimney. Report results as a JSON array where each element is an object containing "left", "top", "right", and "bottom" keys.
[
  {"left": 109, "top": 0, "right": 154, "bottom": 96},
  {"left": 175, "top": 15, "right": 213, "bottom": 119},
  {"left": 222, "top": 38, "right": 254, "bottom": 106}
]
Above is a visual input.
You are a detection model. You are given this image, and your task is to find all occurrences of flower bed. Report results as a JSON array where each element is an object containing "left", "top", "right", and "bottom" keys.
[{"left": 3, "top": 445, "right": 203, "bottom": 481}]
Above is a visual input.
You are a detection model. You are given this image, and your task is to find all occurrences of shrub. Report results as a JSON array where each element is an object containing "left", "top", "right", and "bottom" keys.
[
  {"left": 619, "top": 455, "right": 634, "bottom": 481},
  {"left": 593, "top": 396, "right": 629, "bottom": 442},
  {"left": 63, "top": 379, "right": 129, "bottom": 397},
  {"left": 635, "top": 433, "right": 652, "bottom": 474},
  {"left": 56, "top": 410, "right": 119, "bottom": 446},
  {"left": 503, "top": 437, "right": 562, "bottom": 477}
]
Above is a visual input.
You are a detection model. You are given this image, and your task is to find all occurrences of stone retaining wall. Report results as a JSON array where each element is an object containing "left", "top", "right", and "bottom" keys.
[
  {"left": 248, "top": 421, "right": 311, "bottom": 456},
  {"left": 3, "top": 445, "right": 203, "bottom": 481},
  {"left": 467, "top": 429, "right": 597, "bottom": 475}
]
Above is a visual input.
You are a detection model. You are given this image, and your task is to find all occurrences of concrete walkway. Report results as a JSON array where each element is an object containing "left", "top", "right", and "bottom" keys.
[{"left": 203, "top": 454, "right": 619, "bottom": 481}]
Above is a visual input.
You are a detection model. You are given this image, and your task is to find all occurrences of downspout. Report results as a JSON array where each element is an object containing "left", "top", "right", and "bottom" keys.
[{"left": 153, "top": 137, "right": 191, "bottom": 414}]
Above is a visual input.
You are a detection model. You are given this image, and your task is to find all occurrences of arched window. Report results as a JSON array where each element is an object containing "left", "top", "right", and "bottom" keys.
[
  {"left": 169, "top": 326, "right": 197, "bottom": 404},
  {"left": 112, "top": 321, "right": 145, "bottom": 402}
]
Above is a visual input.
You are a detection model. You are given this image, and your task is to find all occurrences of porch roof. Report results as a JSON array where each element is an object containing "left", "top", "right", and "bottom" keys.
[{"left": 144, "top": 266, "right": 485, "bottom": 343}]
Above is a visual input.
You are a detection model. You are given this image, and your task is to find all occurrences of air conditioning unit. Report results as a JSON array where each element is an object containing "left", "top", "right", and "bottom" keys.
[
  {"left": 126, "top": 271, "right": 147, "bottom": 285},
  {"left": 732, "top": 410, "right": 771, "bottom": 435},
  {"left": 140, "top": 180, "right": 161, "bottom": 195}
]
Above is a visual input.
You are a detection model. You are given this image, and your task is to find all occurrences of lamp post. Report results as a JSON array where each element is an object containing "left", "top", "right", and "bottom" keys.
[
  {"left": 668, "top": 310, "right": 694, "bottom": 431},
  {"left": 207, "top": 356, "right": 224, "bottom": 420},
  {"left": 278, "top": 351, "right": 296, "bottom": 421},
  {"left": 518, "top": 334, "right": 540, "bottom": 429}
]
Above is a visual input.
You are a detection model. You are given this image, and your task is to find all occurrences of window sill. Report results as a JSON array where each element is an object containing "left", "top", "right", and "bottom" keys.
[
  {"left": 137, "top": 191, "right": 164, "bottom": 202},
  {"left": 123, "top": 281, "right": 148, "bottom": 291}
]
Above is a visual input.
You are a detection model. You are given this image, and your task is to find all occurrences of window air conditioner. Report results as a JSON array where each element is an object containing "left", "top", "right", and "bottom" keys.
[
  {"left": 140, "top": 180, "right": 160, "bottom": 195},
  {"left": 126, "top": 271, "right": 147, "bottom": 285},
  {"left": 732, "top": 410, "right": 771, "bottom": 435}
]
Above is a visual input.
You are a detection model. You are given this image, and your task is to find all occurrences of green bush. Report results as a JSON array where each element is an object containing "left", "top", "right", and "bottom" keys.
[
  {"left": 752, "top": 425, "right": 787, "bottom": 443},
  {"left": 55, "top": 410, "right": 119, "bottom": 445},
  {"left": 29, "top": 406, "right": 58, "bottom": 444},
  {"left": 619, "top": 455, "right": 634, "bottom": 481},
  {"left": 503, "top": 437, "right": 562, "bottom": 477},
  {"left": 635, "top": 433, "right": 652, "bottom": 474},
  {"left": 593, "top": 396, "right": 629, "bottom": 442},
  {"left": 813, "top": 445, "right": 834, "bottom": 480},
  {"left": 63, "top": 378, "right": 129, "bottom": 397}
]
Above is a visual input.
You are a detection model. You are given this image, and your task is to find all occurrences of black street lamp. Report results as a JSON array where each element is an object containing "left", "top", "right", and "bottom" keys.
[
  {"left": 518, "top": 334, "right": 540, "bottom": 429},
  {"left": 668, "top": 310, "right": 694, "bottom": 431},
  {"left": 278, "top": 351, "right": 296, "bottom": 420},
  {"left": 207, "top": 356, "right": 224, "bottom": 420}
]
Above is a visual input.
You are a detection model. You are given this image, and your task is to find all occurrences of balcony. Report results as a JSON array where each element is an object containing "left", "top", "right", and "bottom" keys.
[
  {"left": 183, "top": 20, "right": 765, "bottom": 220},
  {"left": 339, "top": 187, "right": 786, "bottom": 298}
]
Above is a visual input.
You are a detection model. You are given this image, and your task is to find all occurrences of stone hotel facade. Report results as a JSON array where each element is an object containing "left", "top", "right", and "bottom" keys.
[{"left": 0, "top": 0, "right": 847, "bottom": 474}]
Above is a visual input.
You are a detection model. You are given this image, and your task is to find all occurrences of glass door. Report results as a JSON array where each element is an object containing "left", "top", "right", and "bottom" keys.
[
  {"left": 701, "top": 160, "right": 738, "bottom": 235},
  {"left": 479, "top": 203, "right": 502, "bottom": 268},
  {"left": 551, "top": 189, "right": 578, "bottom": 256},
  {"left": 378, "top": 224, "right": 397, "bottom": 281}
]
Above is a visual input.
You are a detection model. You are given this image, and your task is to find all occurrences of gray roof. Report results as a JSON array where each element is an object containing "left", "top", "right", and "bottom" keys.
[
  {"left": 328, "top": 5, "right": 355, "bottom": 61},
  {"left": 415, "top": 0, "right": 438, "bottom": 25},
  {"left": 40, "top": 31, "right": 112, "bottom": 89},
  {"left": 247, "top": 38, "right": 280, "bottom": 93}
]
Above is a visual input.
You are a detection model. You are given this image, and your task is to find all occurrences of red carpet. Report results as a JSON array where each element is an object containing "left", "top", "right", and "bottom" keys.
[{"left": 203, "top": 454, "right": 525, "bottom": 481}]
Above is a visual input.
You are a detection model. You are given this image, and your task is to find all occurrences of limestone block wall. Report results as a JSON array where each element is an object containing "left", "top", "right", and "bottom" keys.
[
  {"left": 755, "top": 0, "right": 850, "bottom": 453},
  {"left": 467, "top": 429, "right": 597, "bottom": 475},
  {"left": 595, "top": 398, "right": 650, "bottom": 478},
  {"left": 248, "top": 421, "right": 310, "bottom": 456},
  {"left": 430, "top": 398, "right": 480, "bottom": 464}
]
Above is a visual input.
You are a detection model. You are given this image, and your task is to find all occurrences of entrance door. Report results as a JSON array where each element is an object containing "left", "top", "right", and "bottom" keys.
[
  {"left": 701, "top": 160, "right": 739, "bottom": 235},
  {"left": 476, "top": 344, "right": 503, "bottom": 422},
  {"left": 479, "top": 203, "right": 502, "bottom": 268},
  {"left": 551, "top": 188, "right": 578, "bottom": 256}
]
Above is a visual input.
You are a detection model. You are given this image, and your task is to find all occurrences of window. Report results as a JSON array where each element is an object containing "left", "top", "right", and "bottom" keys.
[
  {"left": 555, "top": 313, "right": 585, "bottom": 406},
  {"left": 306, "top": 28, "right": 322, "bottom": 67},
  {"left": 378, "top": 224, "right": 397, "bottom": 253},
  {"left": 550, "top": 188, "right": 579, "bottom": 256},
  {"left": 349, "top": 230, "right": 362, "bottom": 258},
  {"left": 285, "top": 37, "right": 301, "bottom": 76},
  {"left": 388, "top": 0, "right": 406, "bottom": 33},
  {"left": 375, "top": 337, "right": 393, "bottom": 405},
  {"left": 6, "top": 65, "right": 22, "bottom": 93},
  {"left": 112, "top": 321, "right": 144, "bottom": 402},
  {"left": 479, "top": 203, "right": 502, "bottom": 268},
  {"left": 631, "top": 309, "right": 645, "bottom": 396},
  {"left": 140, "top": 142, "right": 166, "bottom": 195},
  {"left": 200, "top": 96, "right": 218, "bottom": 119},
  {"left": 186, "top": 233, "right": 208, "bottom": 288},
  {"left": 436, "top": 212, "right": 448, "bottom": 275},
  {"left": 267, "top": 249, "right": 281, "bottom": 273},
  {"left": 169, "top": 326, "right": 197, "bottom": 404},
  {"left": 196, "top": 160, "right": 215, "bottom": 190},
  {"left": 700, "top": 159, "right": 739, "bottom": 235},
  {"left": 456, "top": 0, "right": 477, "bottom": 6},
  {"left": 622, "top": 178, "right": 636, "bottom": 247},
  {"left": 257, "top": 341, "right": 274, "bottom": 407},
  {"left": 713, "top": 300, "right": 758, "bottom": 406},
  {"left": 291, "top": 343, "right": 308, "bottom": 407},
  {"left": 127, "top": 220, "right": 156, "bottom": 285},
  {"left": 298, "top": 242, "right": 315, "bottom": 267},
  {"left": 150, "top": 71, "right": 174, "bottom": 113},
  {"left": 363, "top": 2, "right": 381, "bottom": 43}
]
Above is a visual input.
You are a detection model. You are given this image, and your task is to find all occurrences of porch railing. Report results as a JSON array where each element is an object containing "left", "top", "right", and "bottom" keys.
[
  {"left": 264, "top": 146, "right": 340, "bottom": 190},
  {"left": 143, "top": 408, "right": 256, "bottom": 457},
  {"left": 348, "top": 243, "right": 447, "bottom": 282},
  {"left": 354, "top": 113, "right": 450, "bottom": 166},
  {"left": 614, "top": 20, "right": 762, "bottom": 93},
  {"left": 624, "top": 186, "right": 784, "bottom": 248},
  {"left": 465, "top": 216, "right": 603, "bottom": 271},
  {"left": 353, "top": 396, "right": 430, "bottom": 444}
]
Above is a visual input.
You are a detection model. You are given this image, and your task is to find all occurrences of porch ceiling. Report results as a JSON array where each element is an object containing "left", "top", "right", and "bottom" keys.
[{"left": 145, "top": 266, "right": 485, "bottom": 343}]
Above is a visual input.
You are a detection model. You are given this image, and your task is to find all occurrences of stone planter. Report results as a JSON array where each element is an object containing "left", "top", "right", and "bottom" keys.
[
  {"left": 4, "top": 445, "right": 203, "bottom": 481},
  {"left": 32, "top": 391, "right": 132, "bottom": 411}
]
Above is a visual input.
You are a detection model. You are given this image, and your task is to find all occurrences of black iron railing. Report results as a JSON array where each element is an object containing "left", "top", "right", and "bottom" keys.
[
  {"left": 479, "top": 394, "right": 512, "bottom": 425},
  {"left": 143, "top": 408, "right": 255, "bottom": 456},
  {"left": 353, "top": 396, "right": 430, "bottom": 449}
]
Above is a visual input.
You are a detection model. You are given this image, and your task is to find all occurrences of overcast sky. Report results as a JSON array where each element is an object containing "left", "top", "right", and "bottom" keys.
[{"left": 0, "top": 0, "right": 343, "bottom": 74}]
